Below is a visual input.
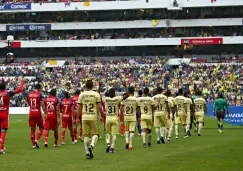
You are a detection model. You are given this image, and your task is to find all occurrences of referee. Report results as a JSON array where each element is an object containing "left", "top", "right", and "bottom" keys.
[{"left": 213, "top": 93, "right": 229, "bottom": 133}]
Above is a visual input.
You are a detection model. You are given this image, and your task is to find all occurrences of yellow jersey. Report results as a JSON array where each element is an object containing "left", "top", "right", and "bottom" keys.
[
  {"left": 103, "top": 96, "right": 123, "bottom": 121},
  {"left": 194, "top": 97, "right": 206, "bottom": 116},
  {"left": 78, "top": 91, "right": 101, "bottom": 120},
  {"left": 175, "top": 96, "right": 187, "bottom": 115},
  {"left": 122, "top": 96, "right": 139, "bottom": 121},
  {"left": 185, "top": 97, "right": 192, "bottom": 115},
  {"left": 138, "top": 96, "right": 154, "bottom": 120},
  {"left": 152, "top": 94, "right": 168, "bottom": 116}
]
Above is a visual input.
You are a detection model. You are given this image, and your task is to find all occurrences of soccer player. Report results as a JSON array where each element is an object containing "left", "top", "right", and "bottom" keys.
[
  {"left": 213, "top": 93, "right": 229, "bottom": 133},
  {"left": 165, "top": 90, "right": 177, "bottom": 142},
  {"left": 71, "top": 89, "right": 82, "bottom": 143},
  {"left": 27, "top": 84, "right": 45, "bottom": 149},
  {"left": 184, "top": 91, "right": 193, "bottom": 136},
  {"left": 138, "top": 87, "right": 154, "bottom": 148},
  {"left": 43, "top": 89, "right": 61, "bottom": 147},
  {"left": 152, "top": 87, "right": 170, "bottom": 144},
  {"left": 136, "top": 90, "right": 143, "bottom": 136},
  {"left": 78, "top": 80, "right": 103, "bottom": 159},
  {"left": 175, "top": 88, "right": 187, "bottom": 139},
  {"left": 104, "top": 88, "right": 123, "bottom": 153},
  {"left": 61, "top": 92, "right": 74, "bottom": 145},
  {"left": 0, "top": 78, "right": 25, "bottom": 154},
  {"left": 102, "top": 91, "right": 109, "bottom": 134},
  {"left": 194, "top": 91, "right": 206, "bottom": 136},
  {"left": 122, "top": 86, "right": 139, "bottom": 150}
]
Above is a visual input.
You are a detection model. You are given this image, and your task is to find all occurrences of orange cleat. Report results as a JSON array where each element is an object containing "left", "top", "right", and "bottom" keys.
[{"left": 128, "top": 146, "right": 133, "bottom": 150}]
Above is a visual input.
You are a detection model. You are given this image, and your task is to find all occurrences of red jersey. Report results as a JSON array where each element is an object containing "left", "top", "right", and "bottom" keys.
[
  {"left": 71, "top": 95, "right": 79, "bottom": 115},
  {"left": 102, "top": 101, "right": 106, "bottom": 113},
  {"left": 61, "top": 99, "right": 73, "bottom": 120},
  {"left": 27, "top": 91, "right": 43, "bottom": 116},
  {"left": 44, "top": 96, "right": 59, "bottom": 118}
]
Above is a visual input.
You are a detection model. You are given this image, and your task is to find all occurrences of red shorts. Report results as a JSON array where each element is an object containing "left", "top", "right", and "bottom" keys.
[
  {"left": 62, "top": 119, "right": 73, "bottom": 129},
  {"left": 29, "top": 115, "right": 44, "bottom": 128},
  {"left": 44, "top": 117, "right": 58, "bottom": 130},
  {"left": 0, "top": 118, "right": 9, "bottom": 129}
]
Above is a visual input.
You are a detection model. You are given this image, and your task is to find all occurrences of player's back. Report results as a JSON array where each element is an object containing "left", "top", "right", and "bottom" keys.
[
  {"left": 44, "top": 96, "right": 59, "bottom": 117},
  {"left": 71, "top": 95, "right": 79, "bottom": 114},
  {"left": 104, "top": 96, "right": 122, "bottom": 120},
  {"left": 214, "top": 99, "right": 227, "bottom": 110},
  {"left": 27, "top": 91, "right": 42, "bottom": 115},
  {"left": 185, "top": 97, "right": 192, "bottom": 114},
  {"left": 61, "top": 99, "right": 73, "bottom": 118},
  {"left": 123, "top": 96, "right": 138, "bottom": 121},
  {"left": 153, "top": 94, "right": 168, "bottom": 116},
  {"left": 168, "top": 96, "right": 176, "bottom": 110},
  {"left": 175, "top": 95, "right": 186, "bottom": 115},
  {"left": 138, "top": 96, "right": 154, "bottom": 118},
  {"left": 79, "top": 91, "right": 101, "bottom": 120},
  {"left": 0, "top": 90, "right": 11, "bottom": 117},
  {"left": 194, "top": 97, "right": 206, "bottom": 116}
]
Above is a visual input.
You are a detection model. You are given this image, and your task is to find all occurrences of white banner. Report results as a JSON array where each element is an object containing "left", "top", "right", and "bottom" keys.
[{"left": 9, "top": 107, "right": 29, "bottom": 114}]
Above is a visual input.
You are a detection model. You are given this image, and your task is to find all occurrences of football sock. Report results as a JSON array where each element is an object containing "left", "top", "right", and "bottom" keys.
[
  {"left": 73, "top": 128, "right": 77, "bottom": 140},
  {"left": 160, "top": 127, "right": 166, "bottom": 137},
  {"left": 129, "top": 133, "right": 134, "bottom": 147},
  {"left": 148, "top": 133, "right": 152, "bottom": 143},
  {"left": 155, "top": 128, "right": 160, "bottom": 141},
  {"left": 79, "top": 127, "right": 83, "bottom": 138},
  {"left": 186, "top": 125, "right": 190, "bottom": 132},
  {"left": 30, "top": 129, "right": 35, "bottom": 146},
  {"left": 198, "top": 123, "right": 203, "bottom": 134},
  {"left": 183, "top": 125, "right": 187, "bottom": 135},
  {"left": 125, "top": 131, "right": 129, "bottom": 143},
  {"left": 54, "top": 130, "right": 58, "bottom": 145},
  {"left": 44, "top": 130, "right": 49, "bottom": 144},
  {"left": 84, "top": 137, "right": 90, "bottom": 154},
  {"left": 36, "top": 128, "right": 44, "bottom": 141},
  {"left": 175, "top": 125, "right": 179, "bottom": 136},
  {"left": 218, "top": 122, "right": 221, "bottom": 129},
  {"left": 137, "top": 123, "right": 141, "bottom": 134},
  {"left": 70, "top": 130, "right": 74, "bottom": 142},
  {"left": 220, "top": 122, "right": 223, "bottom": 130},
  {"left": 0, "top": 131, "right": 6, "bottom": 150},
  {"left": 91, "top": 135, "right": 98, "bottom": 147},
  {"left": 120, "top": 124, "right": 125, "bottom": 135},
  {"left": 106, "top": 134, "right": 111, "bottom": 144},
  {"left": 168, "top": 128, "right": 173, "bottom": 138},
  {"left": 111, "top": 135, "right": 116, "bottom": 148},
  {"left": 61, "top": 130, "right": 65, "bottom": 143},
  {"left": 141, "top": 131, "right": 146, "bottom": 144}
]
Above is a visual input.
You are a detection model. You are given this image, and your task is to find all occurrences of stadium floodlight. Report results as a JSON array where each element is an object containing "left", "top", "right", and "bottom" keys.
[{"left": 7, "top": 35, "right": 14, "bottom": 43}]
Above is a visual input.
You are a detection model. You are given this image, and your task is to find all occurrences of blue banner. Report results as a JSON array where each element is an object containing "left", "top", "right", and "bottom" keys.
[
  {"left": 0, "top": 4, "right": 31, "bottom": 11},
  {"left": 6, "top": 24, "right": 51, "bottom": 31},
  {"left": 206, "top": 103, "right": 243, "bottom": 126}
]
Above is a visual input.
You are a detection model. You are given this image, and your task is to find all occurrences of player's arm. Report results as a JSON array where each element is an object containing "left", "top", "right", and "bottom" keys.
[
  {"left": 78, "top": 94, "right": 83, "bottom": 118},
  {"left": 137, "top": 106, "right": 141, "bottom": 120},
  {"left": 13, "top": 78, "right": 25, "bottom": 95},
  {"left": 57, "top": 103, "right": 61, "bottom": 125},
  {"left": 165, "top": 101, "right": 170, "bottom": 118},
  {"left": 97, "top": 103, "right": 104, "bottom": 122},
  {"left": 213, "top": 100, "right": 217, "bottom": 115},
  {"left": 225, "top": 100, "right": 229, "bottom": 115},
  {"left": 41, "top": 100, "right": 46, "bottom": 114},
  {"left": 153, "top": 97, "right": 161, "bottom": 110}
]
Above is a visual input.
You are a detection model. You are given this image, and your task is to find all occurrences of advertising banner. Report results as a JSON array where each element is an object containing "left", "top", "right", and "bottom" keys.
[
  {"left": 0, "top": 4, "right": 31, "bottom": 11},
  {"left": 6, "top": 24, "right": 51, "bottom": 31},
  {"left": 206, "top": 103, "right": 243, "bottom": 126},
  {"left": 0, "top": 41, "right": 21, "bottom": 48},
  {"left": 181, "top": 38, "right": 223, "bottom": 45}
]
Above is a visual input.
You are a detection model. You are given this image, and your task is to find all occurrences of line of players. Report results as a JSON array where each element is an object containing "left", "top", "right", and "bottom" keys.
[{"left": 0, "top": 79, "right": 207, "bottom": 157}]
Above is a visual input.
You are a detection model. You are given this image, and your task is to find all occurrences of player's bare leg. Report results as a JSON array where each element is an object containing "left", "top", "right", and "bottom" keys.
[
  {"left": 128, "top": 131, "right": 134, "bottom": 150},
  {"left": 0, "top": 128, "right": 7, "bottom": 154},
  {"left": 44, "top": 129, "right": 50, "bottom": 147},
  {"left": 30, "top": 128, "right": 36, "bottom": 149},
  {"left": 160, "top": 127, "right": 166, "bottom": 143},
  {"left": 78, "top": 125, "right": 83, "bottom": 142},
  {"left": 183, "top": 124, "right": 188, "bottom": 138},
  {"left": 175, "top": 124, "right": 179, "bottom": 139},
  {"left": 141, "top": 129, "right": 147, "bottom": 148},
  {"left": 105, "top": 133, "right": 111, "bottom": 152},
  {"left": 61, "top": 128, "right": 66, "bottom": 145},
  {"left": 35, "top": 126, "right": 44, "bottom": 148},
  {"left": 54, "top": 130, "right": 60, "bottom": 147},
  {"left": 69, "top": 128, "right": 75, "bottom": 144},
  {"left": 198, "top": 121, "right": 203, "bottom": 136},
  {"left": 125, "top": 131, "right": 129, "bottom": 149}
]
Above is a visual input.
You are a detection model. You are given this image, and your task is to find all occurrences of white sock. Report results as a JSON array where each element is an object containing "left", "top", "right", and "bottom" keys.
[
  {"left": 84, "top": 137, "right": 90, "bottom": 154},
  {"left": 106, "top": 134, "right": 110, "bottom": 144},
  {"left": 175, "top": 125, "right": 179, "bottom": 136},
  {"left": 168, "top": 128, "right": 173, "bottom": 138},
  {"left": 111, "top": 135, "right": 116, "bottom": 148},
  {"left": 91, "top": 135, "right": 98, "bottom": 147},
  {"left": 129, "top": 132, "right": 134, "bottom": 147},
  {"left": 125, "top": 131, "right": 129, "bottom": 143},
  {"left": 148, "top": 133, "right": 152, "bottom": 143},
  {"left": 141, "top": 131, "right": 146, "bottom": 144},
  {"left": 160, "top": 127, "right": 166, "bottom": 137},
  {"left": 155, "top": 128, "right": 160, "bottom": 141},
  {"left": 198, "top": 123, "right": 203, "bottom": 134},
  {"left": 186, "top": 125, "right": 190, "bottom": 132},
  {"left": 165, "top": 128, "right": 169, "bottom": 140}
]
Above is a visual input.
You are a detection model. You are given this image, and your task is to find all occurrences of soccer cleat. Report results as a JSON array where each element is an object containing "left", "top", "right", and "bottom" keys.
[
  {"left": 110, "top": 148, "right": 115, "bottom": 153},
  {"left": 78, "top": 136, "right": 83, "bottom": 142},
  {"left": 33, "top": 146, "right": 37, "bottom": 149},
  {"left": 128, "top": 146, "right": 133, "bottom": 150},
  {"left": 61, "top": 142, "right": 65, "bottom": 146},
  {"left": 143, "top": 143, "right": 147, "bottom": 148},
  {"left": 125, "top": 143, "right": 129, "bottom": 149},
  {"left": 187, "top": 131, "right": 191, "bottom": 136},
  {"left": 167, "top": 137, "right": 171, "bottom": 142},
  {"left": 88, "top": 146, "right": 94, "bottom": 159},
  {"left": 157, "top": 140, "right": 161, "bottom": 144},
  {"left": 138, "top": 134, "right": 141, "bottom": 137},
  {"left": 54, "top": 144, "right": 61, "bottom": 147},
  {"left": 0, "top": 150, "right": 5, "bottom": 154},
  {"left": 98, "top": 135, "right": 102, "bottom": 139},
  {"left": 44, "top": 143, "right": 48, "bottom": 148},
  {"left": 106, "top": 144, "right": 110, "bottom": 153},
  {"left": 34, "top": 141, "right": 40, "bottom": 148},
  {"left": 218, "top": 129, "right": 222, "bottom": 133},
  {"left": 148, "top": 142, "right": 152, "bottom": 147},
  {"left": 175, "top": 135, "right": 179, "bottom": 139},
  {"left": 72, "top": 141, "right": 76, "bottom": 145},
  {"left": 86, "top": 153, "right": 91, "bottom": 159},
  {"left": 74, "top": 140, "right": 78, "bottom": 143},
  {"left": 160, "top": 136, "right": 165, "bottom": 144},
  {"left": 198, "top": 133, "right": 201, "bottom": 136}
]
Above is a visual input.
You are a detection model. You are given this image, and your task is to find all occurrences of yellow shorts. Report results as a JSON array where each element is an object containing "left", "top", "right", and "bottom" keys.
[
  {"left": 106, "top": 119, "right": 118, "bottom": 135},
  {"left": 186, "top": 113, "right": 191, "bottom": 125},
  {"left": 141, "top": 119, "right": 153, "bottom": 130},
  {"left": 174, "top": 116, "right": 181, "bottom": 125},
  {"left": 125, "top": 121, "right": 136, "bottom": 132},
  {"left": 195, "top": 115, "right": 204, "bottom": 122},
  {"left": 154, "top": 115, "right": 168, "bottom": 128},
  {"left": 166, "top": 118, "right": 173, "bottom": 128},
  {"left": 179, "top": 114, "right": 187, "bottom": 125},
  {"left": 82, "top": 120, "right": 99, "bottom": 135}
]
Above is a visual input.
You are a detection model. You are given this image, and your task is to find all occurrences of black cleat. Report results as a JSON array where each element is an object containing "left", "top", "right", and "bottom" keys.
[
  {"left": 143, "top": 143, "right": 147, "bottom": 148},
  {"left": 44, "top": 144, "right": 48, "bottom": 148},
  {"left": 188, "top": 131, "right": 191, "bottom": 136},
  {"left": 160, "top": 136, "right": 165, "bottom": 144},
  {"left": 125, "top": 143, "right": 129, "bottom": 149},
  {"left": 157, "top": 140, "right": 161, "bottom": 144},
  {"left": 110, "top": 148, "right": 115, "bottom": 153},
  {"left": 198, "top": 133, "right": 201, "bottom": 136},
  {"left": 106, "top": 144, "right": 110, "bottom": 153},
  {"left": 86, "top": 153, "right": 91, "bottom": 159},
  {"left": 34, "top": 141, "right": 40, "bottom": 148},
  {"left": 148, "top": 142, "right": 152, "bottom": 147},
  {"left": 88, "top": 146, "right": 94, "bottom": 159}
]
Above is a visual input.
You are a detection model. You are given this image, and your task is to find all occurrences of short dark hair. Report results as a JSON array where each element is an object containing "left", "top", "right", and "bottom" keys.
[
  {"left": 143, "top": 87, "right": 149, "bottom": 95},
  {"left": 138, "top": 90, "right": 143, "bottom": 96},
  {"left": 178, "top": 88, "right": 184, "bottom": 95},
  {"left": 218, "top": 93, "right": 224, "bottom": 99},
  {"left": 109, "top": 88, "right": 115, "bottom": 98},
  {"left": 65, "top": 91, "right": 70, "bottom": 99},
  {"left": 75, "top": 89, "right": 81, "bottom": 95},
  {"left": 86, "top": 80, "right": 93, "bottom": 89},
  {"left": 197, "top": 90, "right": 202, "bottom": 96},
  {"left": 105, "top": 91, "right": 110, "bottom": 97},
  {"left": 156, "top": 87, "right": 162, "bottom": 94},
  {"left": 0, "top": 81, "right": 6, "bottom": 90},
  {"left": 35, "top": 84, "right": 41, "bottom": 90},
  {"left": 128, "top": 86, "right": 135, "bottom": 94},
  {"left": 50, "top": 89, "right": 57, "bottom": 96},
  {"left": 184, "top": 91, "right": 190, "bottom": 97},
  {"left": 165, "top": 90, "right": 171, "bottom": 97}
]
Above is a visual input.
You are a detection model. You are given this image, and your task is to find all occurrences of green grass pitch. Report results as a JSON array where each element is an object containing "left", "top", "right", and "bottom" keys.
[{"left": 1, "top": 115, "right": 243, "bottom": 171}]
